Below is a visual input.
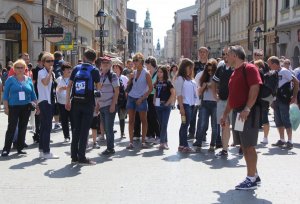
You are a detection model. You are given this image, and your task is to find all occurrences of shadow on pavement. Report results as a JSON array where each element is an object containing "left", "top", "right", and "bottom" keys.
[
  {"left": 44, "top": 164, "right": 82, "bottom": 178},
  {"left": 9, "top": 158, "right": 47, "bottom": 169},
  {"left": 213, "top": 190, "right": 272, "bottom": 204},
  {"left": 142, "top": 149, "right": 165, "bottom": 157},
  {"left": 262, "top": 147, "right": 297, "bottom": 156}
]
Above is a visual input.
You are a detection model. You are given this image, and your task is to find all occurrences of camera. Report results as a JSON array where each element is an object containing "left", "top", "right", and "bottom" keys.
[{"left": 94, "top": 90, "right": 102, "bottom": 98}]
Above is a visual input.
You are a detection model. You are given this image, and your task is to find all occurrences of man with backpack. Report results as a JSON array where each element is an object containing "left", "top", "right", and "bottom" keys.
[
  {"left": 65, "top": 49, "right": 101, "bottom": 165},
  {"left": 267, "top": 56, "right": 299, "bottom": 149},
  {"left": 98, "top": 56, "right": 120, "bottom": 155},
  {"left": 221, "top": 45, "right": 262, "bottom": 190}
]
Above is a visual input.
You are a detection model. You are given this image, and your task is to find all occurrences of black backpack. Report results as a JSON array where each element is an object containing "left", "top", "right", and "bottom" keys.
[
  {"left": 259, "top": 70, "right": 279, "bottom": 100},
  {"left": 117, "top": 78, "right": 127, "bottom": 109},
  {"left": 242, "top": 66, "right": 279, "bottom": 105},
  {"left": 277, "top": 82, "right": 293, "bottom": 104}
]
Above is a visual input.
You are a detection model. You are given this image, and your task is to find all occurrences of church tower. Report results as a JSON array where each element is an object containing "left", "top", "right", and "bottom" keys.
[
  {"left": 155, "top": 39, "right": 161, "bottom": 59},
  {"left": 142, "top": 10, "right": 154, "bottom": 57}
]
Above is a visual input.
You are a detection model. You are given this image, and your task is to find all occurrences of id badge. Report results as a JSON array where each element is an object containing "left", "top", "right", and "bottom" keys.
[
  {"left": 19, "top": 91, "right": 25, "bottom": 101},
  {"left": 155, "top": 98, "right": 160, "bottom": 106}
]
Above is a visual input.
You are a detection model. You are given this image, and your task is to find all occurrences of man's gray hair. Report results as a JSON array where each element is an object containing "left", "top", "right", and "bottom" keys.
[{"left": 228, "top": 45, "right": 246, "bottom": 60}]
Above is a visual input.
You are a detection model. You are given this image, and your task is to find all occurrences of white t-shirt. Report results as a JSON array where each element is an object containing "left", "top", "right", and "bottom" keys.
[
  {"left": 195, "top": 71, "right": 203, "bottom": 105},
  {"left": 175, "top": 76, "right": 197, "bottom": 106},
  {"left": 37, "top": 68, "right": 53, "bottom": 104},
  {"left": 278, "top": 67, "right": 293, "bottom": 88},
  {"left": 56, "top": 76, "right": 69, "bottom": 105}
]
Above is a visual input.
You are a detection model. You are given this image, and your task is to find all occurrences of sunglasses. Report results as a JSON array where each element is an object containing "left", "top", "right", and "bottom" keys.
[
  {"left": 133, "top": 59, "right": 140, "bottom": 62},
  {"left": 15, "top": 66, "right": 24, "bottom": 70},
  {"left": 45, "top": 60, "right": 54, "bottom": 63}
]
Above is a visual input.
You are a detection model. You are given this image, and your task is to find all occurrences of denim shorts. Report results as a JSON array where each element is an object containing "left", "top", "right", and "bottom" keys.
[{"left": 126, "top": 96, "right": 148, "bottom": 112}]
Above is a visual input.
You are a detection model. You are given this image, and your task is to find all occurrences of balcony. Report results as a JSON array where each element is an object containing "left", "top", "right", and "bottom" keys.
[{"left": 45, "top": 0, "right": 76, "bottom": 22}]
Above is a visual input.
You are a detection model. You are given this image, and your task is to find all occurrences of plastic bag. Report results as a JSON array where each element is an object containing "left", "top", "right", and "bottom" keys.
[{"left": 289, "top": 104, "right": 300, "bottom": 131}]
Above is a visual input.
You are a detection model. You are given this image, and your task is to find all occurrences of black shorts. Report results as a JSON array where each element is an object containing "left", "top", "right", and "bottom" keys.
[
  {"left": 52, "top": 103, "right": 60, "bottom": 116},
  {"left": 91, "top": 115, "right": 100, "bottom": 129},
  {"left": 232, "top": 106, "right": 260, "bottom": 147}
]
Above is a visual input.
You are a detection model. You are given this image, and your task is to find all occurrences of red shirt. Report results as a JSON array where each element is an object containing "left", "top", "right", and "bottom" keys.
[{"left": 228, "top": 63, "right": 262, "bottom": 109}]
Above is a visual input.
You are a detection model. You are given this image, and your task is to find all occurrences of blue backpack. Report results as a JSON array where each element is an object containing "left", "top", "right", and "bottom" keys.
[{"left": 72, "top": 64, "right": 95, "bottom": 103}]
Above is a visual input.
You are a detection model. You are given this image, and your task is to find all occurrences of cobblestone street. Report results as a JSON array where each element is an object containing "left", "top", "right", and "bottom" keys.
[{"left": 0, "top": 109, "right": 300, "bottom": 204}]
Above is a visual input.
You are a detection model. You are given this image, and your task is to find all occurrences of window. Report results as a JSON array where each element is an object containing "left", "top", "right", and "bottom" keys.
[
  {"left": 296, "top": 0, "right": 300, "bottom": 6},
  {"left": 146, "top": 39, "right": 148, "bottom": 43},
  {"left": 283, "top": 0, "right": 290, "bottom": 9}
]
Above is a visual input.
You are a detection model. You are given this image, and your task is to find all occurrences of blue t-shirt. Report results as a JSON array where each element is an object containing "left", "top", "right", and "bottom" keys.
[{"left": 3, "top": 76, "right": 37, "bottom": 106}]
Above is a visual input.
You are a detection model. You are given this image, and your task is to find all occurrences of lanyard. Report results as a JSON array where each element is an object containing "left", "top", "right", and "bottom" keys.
[
  {"left": 63, "top": 77, "right": 69, "bottom": 85},
  {"left": 157, "top": 82, "right": 163, "bottom": 97}
]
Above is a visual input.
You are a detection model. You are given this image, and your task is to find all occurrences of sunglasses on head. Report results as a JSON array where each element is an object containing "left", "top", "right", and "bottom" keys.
[{"left": 45, "top": 60, "right": 54, "bottom": 63}]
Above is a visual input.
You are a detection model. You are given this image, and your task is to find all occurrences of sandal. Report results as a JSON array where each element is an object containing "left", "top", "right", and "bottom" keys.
[{"left": 126, "top": 143, "right": 134, "bottom": 149}]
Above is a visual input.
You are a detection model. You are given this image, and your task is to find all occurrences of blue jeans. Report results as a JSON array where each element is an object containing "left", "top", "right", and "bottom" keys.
[
  {"left": 100, "top": 105, "right": 117, "bottom": 150},
  {"left": 71, "top": 103, "right": 94, "bottom": 161},
  {"left": 188, "top": 105, "right": 198, "bottom": 136},
  {"left": 39, "top": 101, "right": 53, "bottom": 153},
  {"left": 195, "top": 101, "right": 217, "bottom": 146},
  {"left": 156, "top": 105, "right": 172, "bottom": 143},
  {"left": 179, "top": 104, "right": 194, "bottom": 147}
]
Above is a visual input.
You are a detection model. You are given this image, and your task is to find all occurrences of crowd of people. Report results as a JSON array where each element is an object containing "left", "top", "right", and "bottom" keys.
[{"left": 0, "top": 45, "right": 299, "bottom": 190}]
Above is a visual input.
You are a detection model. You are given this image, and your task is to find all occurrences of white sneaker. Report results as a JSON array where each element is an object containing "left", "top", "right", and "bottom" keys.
[
  {"left": 146, "top": 137, "right": 155, "bottom": 143},
  {"left": 39, "top": 152, "right": 44, "bottom": 158},
  {"left": 43, "top": 152, "right": 59, "bottom": 159},
  {"left": 153, "top": 138, "right": 160, "bottom": 144},
  {"left": 260, "top": 138, "right": 268, "bottom": 144}
]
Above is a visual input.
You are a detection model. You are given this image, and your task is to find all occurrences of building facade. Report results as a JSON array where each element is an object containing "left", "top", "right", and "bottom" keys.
[
  {"left": 220, "top": 0, "right": 230, "bottom": 48},
  {"left": 276, "top": 0, "right": 300, "bottom": 68},
  {"left": 0, "top": 0, "right": 43, "bottom": 65}
]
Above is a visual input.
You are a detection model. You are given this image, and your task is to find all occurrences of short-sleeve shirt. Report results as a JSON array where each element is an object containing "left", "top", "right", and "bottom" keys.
[
  {"left": 278, "top": 67, "right": 293, "bottom": 88},
  {"left": 194, "top": 61, "right": 206, "bottom": 77},
  {"left": 70, "top": 63, "right": 100, "bottom": 106},
  {"left": 37, "top": 68, "right": 56, "bottom": 105},
  {"left": 155, "top": 80, "right": 174, "bottom": 102},
  {"left": 228, "top": 63, "right": 262, "bottom": 109},
  {"left": 99, "top": 70, "right": 119, "bottom": 108},
  {"left": 213, "top": 64, "right": 233, "bottom": 100}
]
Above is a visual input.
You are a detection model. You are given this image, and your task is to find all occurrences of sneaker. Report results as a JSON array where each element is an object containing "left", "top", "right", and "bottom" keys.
[
  {"left": 182, "top": 147, "right": 195, "bottom": 153},
  {"left": 17, "top": 150, "right": 27, "bottom": 155},
  {"left": 121, "top": 133, "right": 125, "bottom": 139},
  {"left": 192, "top": 142, "right": 201, "bottom": 147},
  {"left": 126, "top": 143, "right": 134, "bottom": 150},
  {"left": 101, "top": 149, "right": 115, "bottom": 155},
  {"left": 153, "top": 138, "right": 160, "bottom": 145},
  {"left": 146, "top": 137, "right": 155, "bottom": 143},
  {"left": 215, "top": 150, "right": 228, "bottom": 158},
  {"left": 208, "top": 146, "right": 215, "bottom": 152},
  {"left": 71, "top": 158, "right": 78, "bottom": 164},
  {"left": 78, "top": 158, "right": 96, "bottom": 166},
  {"left": 64, "top": 138, "right": 70, "bottom": 143},
  {"left": 235, "top": 178, "right": 257, "bottom": 190},
  {"left": 272, "top": 140, "right": 286, "bottom": 147},
  {"left": 285, "top": 141, "right": 293, "bottom": 149},
  {"left": 43, "top": 153, "right": 59, "bottom": 159},
  {"left": 255, "top": 176, "right": 261, "bottom": 185},
  {"left": 39, "top": 152, "right": 44, "bottom": 158},
  {"left": 163, "top": 143, "right": 169, "bottom": 150},
  {"left": 260, "top": 137, "right": 268, "bottom": 144},
  {"left": 93, "top": 142, "right": 100, "bottom": 149},
  {"left": 1, "top": 150, "right": 9, "bottom": 157}
]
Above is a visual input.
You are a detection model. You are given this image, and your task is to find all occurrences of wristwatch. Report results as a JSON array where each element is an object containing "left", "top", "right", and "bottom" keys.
[{"left": 243, "top": 106, "right": 251, "bottom": 112}]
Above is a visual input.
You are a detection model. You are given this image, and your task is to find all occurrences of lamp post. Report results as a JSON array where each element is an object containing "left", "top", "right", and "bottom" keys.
[
  {"left": 255, "top": 26, "right": 263, "bottom": 49},
  {"left": 96, "top": 5, "right": 107, "bottom": 57}
]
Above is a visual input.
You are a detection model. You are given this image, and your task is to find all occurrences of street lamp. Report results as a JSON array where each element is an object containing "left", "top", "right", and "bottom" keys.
[
  {"left": 254, "top": 26, "right": 263, "bottom": 49},
  {"left": 96, "top": 8, "right": 107, "bottom": 57}
]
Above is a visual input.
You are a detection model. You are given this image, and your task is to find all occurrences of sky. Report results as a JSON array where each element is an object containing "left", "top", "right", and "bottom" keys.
[{"left": 127, "top": 0, "right": 196, "bottom": 49}]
